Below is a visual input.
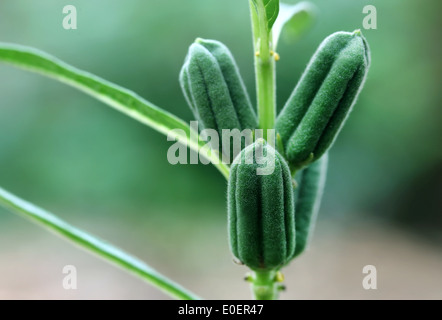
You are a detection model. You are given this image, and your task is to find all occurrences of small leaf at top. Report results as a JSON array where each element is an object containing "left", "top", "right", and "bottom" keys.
[
  {"left": 252, "top": 0, "right": 280, "bottom": 31},
  {"left": 273, "top": 2, "right": 316, "bottom": 48}
]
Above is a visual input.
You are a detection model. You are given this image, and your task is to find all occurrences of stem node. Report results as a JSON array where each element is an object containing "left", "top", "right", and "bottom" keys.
[{"left": 250, "top": 270, "right": 281, "bottom": 300}]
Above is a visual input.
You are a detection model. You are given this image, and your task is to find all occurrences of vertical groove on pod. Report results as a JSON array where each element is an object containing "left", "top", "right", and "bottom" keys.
[
  {"left": 228, "top": 141, "right": 295, "bottom": 270},
  {"left": 276, "top": 34, "right": 348, "bottom": 147},
  {"left": 195, "top": 64, "right": 220, "bottom": 134},
  {"left": 286, "top": 43, "right": 362, "bottom": 163},
  {"left": 257, "top": 173, "right": 264, "bottom": 268},
  {"left": 281, "top": 157, "right": 295, "bottom": 259},
  {"left": 235, "top": 146, "right": 260, "bottom": 268},
  {"left": 228, "top": 163, "right": 239, "bottom": 259},
  {"left": 260, "top": 152, "right": 287, "bottom": 269},
  {"left": 254, "top": 143, "right": 264, "bottom": 268},
  {"left": 313, "top": 66, "right": 365, "bottom": 156},
  {"left": 195, "top": 38, "right": 258, "bottom": 131},
  {"left": 279, "top": 158, "right": 288, "bottom": 261},
  {"left": 180, "top": 39, "right": 258, "bottom": 163},
  {"left": 276, "top": 31, "right": 370, "bottom": 169},
  {"left": 234, "top": 155, "right": 242, "bottom": 263}
]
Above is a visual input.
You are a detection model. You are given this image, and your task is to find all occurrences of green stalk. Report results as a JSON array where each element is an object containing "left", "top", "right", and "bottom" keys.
[
  {"left": 250, "top": 270, "right": 279, "bottom": 300},
  {"left": 250, "top": 0, "right": 276, "bottom": 141},
  {"left": 249, "top": 1, "right": 279, "bottom": 301}
]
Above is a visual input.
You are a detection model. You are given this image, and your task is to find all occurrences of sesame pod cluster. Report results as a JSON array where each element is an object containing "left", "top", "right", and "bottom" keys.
[
  {"left": 228, "top": 140, "right": 295, "bottom": 270},
  {"left": 291, "top": 153, "right": 328, "bottom": 258},
  {"left": 276, "top": 30, "right": 370, "bottom": 169},
  {"left": 180, "top": 38, "right": 258, "bottom": 162},
  {"left": 180, "top": 30, "right": 371, "bottom": 273}
]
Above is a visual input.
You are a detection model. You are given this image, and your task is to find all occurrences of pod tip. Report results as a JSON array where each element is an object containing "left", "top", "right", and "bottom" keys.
[{"left": 353, "top": 29, "right": 362, "bottom": 36}]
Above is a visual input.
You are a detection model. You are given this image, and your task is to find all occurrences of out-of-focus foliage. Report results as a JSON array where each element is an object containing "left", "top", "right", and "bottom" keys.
[{"left": 0, "top": 0, "right": 440, "bottom": 237}]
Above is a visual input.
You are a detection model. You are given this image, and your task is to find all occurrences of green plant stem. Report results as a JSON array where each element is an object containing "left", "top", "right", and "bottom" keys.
[
  {"left": 0, "top": 186, "right": 200, "bottom": 300},
  {"left": 251, "top": 270, "right": 279, "bottom": 300},
  {"left": 250, "top": 0, "right": 276, "bottom": 141}
]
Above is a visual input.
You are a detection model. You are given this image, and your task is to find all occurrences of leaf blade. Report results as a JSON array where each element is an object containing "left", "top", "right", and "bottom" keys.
[
  {"left": 0, "top": 186, "right": 200, "bottom": 300},
  {"left": 263, "top": 0, "right": 280, "bottom": 30},
  {"left": 252, "top": 0, "right": 280, "bottom": 30},
  {"left": 0, "top": 43, "right": 229, "bottom": 179},
  {"left": 273, "top": 2, "right": 316, "bottom": 48}
]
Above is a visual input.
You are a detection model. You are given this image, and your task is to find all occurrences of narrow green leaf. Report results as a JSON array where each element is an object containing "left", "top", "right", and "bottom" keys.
[
  {"left": 0, "top": 43, "right": 229, "bottom": 179},
  {"left": 0, "top": 186, "right": 200, "bottom": 300},
  {"left": 273, "top": 2, "right": 316, "bottom": 48},
  {"left": 252, "top": 0, "right": 280, "bottom": 30}
]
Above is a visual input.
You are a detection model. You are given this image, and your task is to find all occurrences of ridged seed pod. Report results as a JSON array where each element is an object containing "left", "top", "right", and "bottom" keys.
[
  {"left": 228, "top": 139, "right": 295, "bottom": 270},
  {"left": 291, "top": 154, "right": 328, "bottom": 259},
  {"left": 180, "top": 38, "right": 258, "bottom": 161},
  {"left": 276, "top": 30, "right": 370, "bottom": 169}
]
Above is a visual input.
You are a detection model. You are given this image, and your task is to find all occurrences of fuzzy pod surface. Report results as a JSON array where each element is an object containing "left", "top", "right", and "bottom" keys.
[
  {"left": 228, "top": 139, "right": 295, "bottom": 271},
  {"left": 276, "top": 30, "right": 370, "bottom": 169},
  {"left": 180, "top": 38, "right": 257, "bottom": 161},
  {"left": 291, "top": 154, "right": 328, "bottom": 258}
]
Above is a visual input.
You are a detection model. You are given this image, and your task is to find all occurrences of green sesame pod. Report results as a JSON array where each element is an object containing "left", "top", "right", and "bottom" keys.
[
  {"left": 181, "top": 43, "right": 238, "bottom": 132},
  {"left": 179, "top": 63, "right": 197, "bottom": 116},
  {"left": 291, "top": 153, "right": 328, "bottom": 258},
  {"left": 180, "top": 39, "right": 258, "bottom": 161},
  {"left": 179, "top": 66, "right": 205, "bottom": 133},
  {"left": 276, "top": 30, "right": 370, "bottom": 169},
  {"left": 196, "top": 38, "right": 258, "bottom": 130},
  {"left": 228, "top": 139, "right": 295, "bottom": 271}
]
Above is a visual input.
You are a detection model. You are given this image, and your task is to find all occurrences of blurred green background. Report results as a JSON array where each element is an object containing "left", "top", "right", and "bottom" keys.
[{"left": 0, "top": 0, "right": 441, "bottom": 299}]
